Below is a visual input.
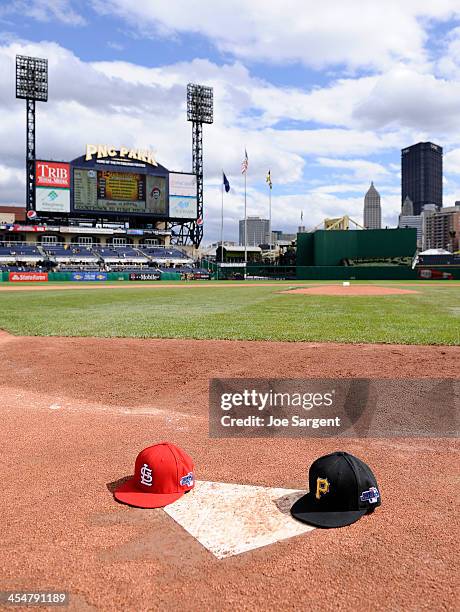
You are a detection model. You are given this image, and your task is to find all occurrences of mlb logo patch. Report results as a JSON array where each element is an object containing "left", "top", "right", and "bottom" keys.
[
  {"left": 180, "top": 472, "right": 194, "bottom": 487},
  {"left": 360, "top": 487, "right": 380, "bottom": 504}
]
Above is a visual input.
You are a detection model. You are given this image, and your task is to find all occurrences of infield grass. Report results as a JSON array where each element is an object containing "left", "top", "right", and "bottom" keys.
[{"left": 0, "top": 281, "right": 458, "bottom": 344}]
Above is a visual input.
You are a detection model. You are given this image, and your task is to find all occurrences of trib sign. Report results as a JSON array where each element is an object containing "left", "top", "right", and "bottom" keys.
[{"left": 35, "top": 161, "right": 70, "bottom": 188}]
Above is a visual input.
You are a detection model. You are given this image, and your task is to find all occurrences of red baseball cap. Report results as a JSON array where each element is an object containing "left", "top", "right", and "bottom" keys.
[{"left": 114, "top": 442, "right": 194, "bottom": 508}]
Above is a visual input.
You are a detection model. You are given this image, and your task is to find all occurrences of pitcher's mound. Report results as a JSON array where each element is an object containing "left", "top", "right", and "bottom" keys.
[{"left": 286, "top": 285, "right": 419, "bottom": 296}]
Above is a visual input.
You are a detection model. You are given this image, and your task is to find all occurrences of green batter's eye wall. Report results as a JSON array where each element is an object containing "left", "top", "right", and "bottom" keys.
[{"left": 296, "top": 228, "right": 417, "bottom": 267}]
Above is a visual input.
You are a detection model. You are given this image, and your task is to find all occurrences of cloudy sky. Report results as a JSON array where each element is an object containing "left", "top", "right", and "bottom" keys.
[{"left": 1, "top": 1, "right": 460, "bottom": 243}]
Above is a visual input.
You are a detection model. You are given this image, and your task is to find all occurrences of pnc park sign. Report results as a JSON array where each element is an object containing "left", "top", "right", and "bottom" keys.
[{"left": 85, "top": 144, "right": 158, "bottom": 166}]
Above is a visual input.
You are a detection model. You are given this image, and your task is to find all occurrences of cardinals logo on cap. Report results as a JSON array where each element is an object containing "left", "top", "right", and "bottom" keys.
[{"left": 140, "top": 464, "right": 153, "bottom": 486}]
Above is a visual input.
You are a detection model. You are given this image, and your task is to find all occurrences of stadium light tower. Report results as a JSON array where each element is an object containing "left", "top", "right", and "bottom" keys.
[
  {"left": 186, "top": 83, "right": 213, "bottom": 247},
  {"left": 16, "top": 55, "right": 48, "bottom": 212}
]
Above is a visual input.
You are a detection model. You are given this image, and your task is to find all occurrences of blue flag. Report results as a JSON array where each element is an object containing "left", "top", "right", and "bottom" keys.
[{"left": 223, "top": 172, "right": 230, "bottom": 193}]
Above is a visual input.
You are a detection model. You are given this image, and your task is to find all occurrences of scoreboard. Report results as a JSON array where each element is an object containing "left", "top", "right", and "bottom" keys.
[
  {"left": 73, "top": 169, "right": 167, "bottom": 216},
  {"left": 98, "top": 171, "right": 145, "bottom": 202}
]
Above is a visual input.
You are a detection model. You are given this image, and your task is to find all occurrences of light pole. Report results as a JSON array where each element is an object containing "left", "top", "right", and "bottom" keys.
[{"left": 16, "top": 55, "right": 48, "bottom": 212}]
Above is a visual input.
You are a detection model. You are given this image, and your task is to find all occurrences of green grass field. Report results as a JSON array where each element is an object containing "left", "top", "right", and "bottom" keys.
[{"left": 0, "top": 281, "right": 458, "bottom": 344}]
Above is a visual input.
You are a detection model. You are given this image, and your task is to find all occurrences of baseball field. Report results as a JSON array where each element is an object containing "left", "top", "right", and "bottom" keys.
[
  {"left": 0, "top": 280, "right": 458, "bottom": 344},
  {"left": 0, "top": 280, "right": 458, "bottom": 611}
]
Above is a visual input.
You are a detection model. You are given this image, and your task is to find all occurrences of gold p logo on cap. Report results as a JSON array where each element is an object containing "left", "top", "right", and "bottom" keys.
[{"left": 316, "top": 477, "right": 330, "bottom": 499}]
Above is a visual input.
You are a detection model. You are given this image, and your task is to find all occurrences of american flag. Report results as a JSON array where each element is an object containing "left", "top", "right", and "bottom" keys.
[{"left": 241, "top": 149, "right": 248, "bottom": 174}]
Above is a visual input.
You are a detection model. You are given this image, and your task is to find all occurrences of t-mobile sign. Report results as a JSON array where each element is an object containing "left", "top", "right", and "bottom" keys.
[{"left": 36, "top": 161, "right": 70, "bottom": 188}]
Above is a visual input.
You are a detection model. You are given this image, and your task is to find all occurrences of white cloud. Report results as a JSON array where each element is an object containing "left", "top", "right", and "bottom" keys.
[
  {"left": 316, "top": 158, "right": 390, "bottom": 181},
  {"left": 444, "top": 148, "right": 460, "bottom": 174},
  {"left": 93, "top": 0, "right": 460, "bottom": 70},
  {"left": 0, "top": 164, "right": 24, "bottom": 204},
  {"left": 2, "top": 26, "right": 460, "bottom": 241},
  {"left": 354, "top": 66, "right": 460, "bottom": 134},
  {"left": 0, "top": 1, "right": 85, "bottom": 26},
  {"left": 437, "top": 26, "right": 460, "bottom": 79}
]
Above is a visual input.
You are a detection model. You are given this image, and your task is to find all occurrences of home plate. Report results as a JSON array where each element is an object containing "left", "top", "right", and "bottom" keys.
[{"left": 164, "top": 481, "right": 314, "bottom": 559}]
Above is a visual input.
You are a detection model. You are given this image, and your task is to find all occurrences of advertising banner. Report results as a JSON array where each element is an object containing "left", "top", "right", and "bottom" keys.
[
  {"left": 36, "top": 161, "right": 71, "bottom": 188},
  {"left": 193, "top": 271, "right": 211, "bottom": 280},
  {"left": 169, "top": 172, "right": 197, "bottom": 219},
  {"left": 11, "top": 224, "right": 46, "bottom": 232},
  {"left": 146, "top": 176, "right": 167, "bottom": 215},
  {"left": 418, "top": 268, "right": 453, "bottom": 280},
  {"left": 169, "top": 195, "right": 197, "bottom": 219},
  {"left": 36, "top": 187, "right": 70, "bottom": 213},
  {"left": 9, "top": 272, "right": 48, "bottom": 282},
  {"left": 129, "top": 272, "right": 160, "bottom": 281},
  {"left": 169, "top": 173, "right": 197, "bottom": 197},
  {"left": 71, "top": 272, "right": 108, "bottom": 281}
]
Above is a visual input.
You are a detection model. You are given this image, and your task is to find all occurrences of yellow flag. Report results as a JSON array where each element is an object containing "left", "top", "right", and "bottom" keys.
[{"left": 266, "top": 170, "right": 272, "bottom": 189}]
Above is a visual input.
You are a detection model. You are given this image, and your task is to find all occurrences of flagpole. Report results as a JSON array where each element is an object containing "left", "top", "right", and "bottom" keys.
[
  {"left": 219, "top": 171, "right": 224, "bottom": 281},
  {"left": 241, "top": 149, "right": 248, "bottom": 280},
  {"left": 269, "top": 183, "right": 272, "bottom": 252},
  {"left": 244, "top": 170, "right": 247, "bottom": 279}
]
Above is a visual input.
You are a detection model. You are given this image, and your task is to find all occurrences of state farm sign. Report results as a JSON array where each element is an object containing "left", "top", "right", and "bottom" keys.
[
  {"left": 9, "top": 272, "right": 48, "bottom": 282},
  {"left": 36, "top": 161, "right": 70, "bottom": 188}
]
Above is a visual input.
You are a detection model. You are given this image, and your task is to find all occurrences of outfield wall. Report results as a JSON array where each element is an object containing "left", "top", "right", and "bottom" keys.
[
  {"left": 204, "top": 261, "right": 460, "bottom": 280},
  {"left": 0, "top": 270, "right": 183, "bottom": 282},
  {"left": 297, "top": 229, "right": 417, "bottom": 266},
  {"left": 296, "top": 266, "right": 418, "bottom": 280},
  {"left": 1, "top": 266, "right": 459, "bottom": 282}
]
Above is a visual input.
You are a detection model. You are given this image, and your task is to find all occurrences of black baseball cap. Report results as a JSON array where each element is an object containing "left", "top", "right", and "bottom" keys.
[{"left": 290, "top": 451, "right": 381, "bottom": 528}]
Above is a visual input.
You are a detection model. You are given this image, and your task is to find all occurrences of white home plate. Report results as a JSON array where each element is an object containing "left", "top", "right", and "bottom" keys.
[{"left": 164, "top": 481, "right": 315, "bottom": 559}]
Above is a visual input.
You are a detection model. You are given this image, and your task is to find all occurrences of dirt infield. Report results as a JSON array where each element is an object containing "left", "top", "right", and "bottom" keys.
[
  {"left": 1, "top": 333, "right": 458, "bottom": 611},
  {"left": 285, "top": 285, "right": 419, "bottom": 296}
]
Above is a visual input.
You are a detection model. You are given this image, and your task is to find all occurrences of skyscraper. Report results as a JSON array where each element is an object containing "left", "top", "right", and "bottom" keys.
[
  {"left": 422, "top": 203, "right": 460, "bottom": 252},
  {"left": 363, "top": 182, "right": 381, "bottom": 229},
  {"left": 401, "top": 195, "right": 414, "bottom": 216},
  {"left": 401, "top": 142, "right": 443, "bottom": 215},
  {"left": 239, "top": 216, "right": 270, "bottom": 246}
]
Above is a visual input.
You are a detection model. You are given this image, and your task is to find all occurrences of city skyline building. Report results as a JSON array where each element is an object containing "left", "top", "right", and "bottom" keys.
[
  {"left": 363, "top": 182, "right": 381, "bottom": 229},
  {"left": 422, "top": 203, "right": 460, "bottom": 252},
  {"left": 398, "top": 213, "right": 423, "bottom": 248},
  {"left": 239, "top": 216, "right": 271, "bottom": 246},
  {"left": 401, "top": 195, "right": 414, "bottom": 216},
  {"left": 401, "top": 142, "right": 443, "bottom": 215}
]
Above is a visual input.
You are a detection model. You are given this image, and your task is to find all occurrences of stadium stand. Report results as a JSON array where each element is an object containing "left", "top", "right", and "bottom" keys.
[
  {"left": 138, "top": 246, "right": 193, "bottom": 265},
  {"left": 0, "top": 242, "right": 207, "bottom": 275},
  {"left": 94, "top": 245, "right": 149, "bottom": 265},
  {"left": 0, "top": 243, "right": 43, "bottom": 263},
  {"left": 417, "top": 253, "right": 460, "bottom": 266},
  {"left": 43, "top": 244, "right": 99, "bottom": 263}
]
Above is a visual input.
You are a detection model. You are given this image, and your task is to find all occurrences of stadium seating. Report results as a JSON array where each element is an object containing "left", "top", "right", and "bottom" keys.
[
  {"left": 0, "top": 242, "right": 203, "bottom": 273},
  {"left": 418, "top": 253, "right": 460, "bottom": 266},
  {"left": 0, "top": 265, "right": 45, "bottom": 272},
  {"left": 0, "top": 244, "right": 42, "bottom": 262},
  {"left": 43, "top": 244, "right": 99, "bottom": 263},
  {"left": 98, "top": 246, "right": 149, "bottom": 263},
  {"left": 138, "top": 246, "right": 193, "bottom": 264}
]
